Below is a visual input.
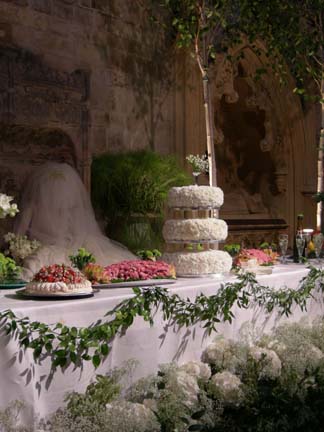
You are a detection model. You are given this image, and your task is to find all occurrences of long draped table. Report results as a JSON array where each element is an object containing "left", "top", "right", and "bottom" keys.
[{"left": 0, "top": 263, "right": 323, "bottom": 428}]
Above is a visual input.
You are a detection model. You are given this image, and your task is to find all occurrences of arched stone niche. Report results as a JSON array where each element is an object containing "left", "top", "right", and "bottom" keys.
[{"left": 209, "top": 46, "right": 320, "bottom": 246}]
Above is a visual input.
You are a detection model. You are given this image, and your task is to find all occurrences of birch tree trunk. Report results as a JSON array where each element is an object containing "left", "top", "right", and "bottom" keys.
[{"left": 202, "top": 72, "right": 217, "bottom": 187}]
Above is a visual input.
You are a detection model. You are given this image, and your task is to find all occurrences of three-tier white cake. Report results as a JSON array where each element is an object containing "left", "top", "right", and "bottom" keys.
[{"left": 162, "top": 186, "right": 232, "bottom": 276}]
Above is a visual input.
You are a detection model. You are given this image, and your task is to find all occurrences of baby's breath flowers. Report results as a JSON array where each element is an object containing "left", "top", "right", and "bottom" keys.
[{"left": 186, "top": 154, "right": 209, "bottom": 174}]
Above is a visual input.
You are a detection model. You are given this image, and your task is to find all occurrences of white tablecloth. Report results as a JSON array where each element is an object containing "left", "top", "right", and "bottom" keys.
[{"left": 0, "top": 264, "right": 323, "bottom": 427}]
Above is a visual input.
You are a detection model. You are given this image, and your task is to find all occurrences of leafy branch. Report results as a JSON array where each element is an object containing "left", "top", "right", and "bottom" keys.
[{"left": 1, "top": 267, "right": 324, "bottom": 372}]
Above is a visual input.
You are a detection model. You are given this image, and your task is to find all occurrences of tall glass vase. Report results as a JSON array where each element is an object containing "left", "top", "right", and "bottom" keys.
[{"left": 192, "top": 172, "right": 201, "bottom": 185}]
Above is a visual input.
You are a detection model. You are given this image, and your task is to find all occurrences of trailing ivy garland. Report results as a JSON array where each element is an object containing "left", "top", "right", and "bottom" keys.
[{"left": 0, "top": 266, "right": 323, "bottom": 371}]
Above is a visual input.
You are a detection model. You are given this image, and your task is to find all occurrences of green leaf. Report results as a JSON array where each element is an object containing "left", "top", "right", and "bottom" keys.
[
  {"left": 92, "top": 355, "right": 101, "bottom": 369},
  {"left": 100, "top": 344, "right": 109, "bottom": 356}
]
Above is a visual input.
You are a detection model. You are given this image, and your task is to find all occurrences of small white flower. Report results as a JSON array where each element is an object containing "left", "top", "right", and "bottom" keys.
[
  {"left": 250, "top": 346, "right": 282, "bottom": 379},
  {"left": 179, "top": 361, "right": 211, "bottom": 382},
  {"left": 0, "top": 194, "right": 18, "bottom": 219},
  {"left": 210, "top": 371, "right": 243, "bottom": 405}
]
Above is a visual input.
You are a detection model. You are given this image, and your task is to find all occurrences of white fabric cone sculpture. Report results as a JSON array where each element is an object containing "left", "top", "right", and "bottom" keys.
[{"left": 15, "top": 162, "right": 135, "bottom": 279}]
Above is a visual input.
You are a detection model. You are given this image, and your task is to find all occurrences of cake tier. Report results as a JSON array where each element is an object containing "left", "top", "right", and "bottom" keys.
[
  {"left": 26, "top": 279, "right": 92, "bottom": 295},
  {"left": 163, "top": 218, "right": 228, "bottom": 243},
  {"left": 162, "top": 250, "right": 232, "bottom": 276},
  {"left": 167, "top": 186, "right": 224, "bottom": 209}
]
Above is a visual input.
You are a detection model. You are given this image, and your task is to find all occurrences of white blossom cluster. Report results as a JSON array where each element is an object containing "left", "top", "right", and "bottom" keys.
[
  {"left": 186, "top": 154, "right": 209, "bottom": 174},
  {"left": 249, "top": 346, "right": 282, "bottom": 379},
  {"left": 210, "top": 371, "right": 243, "bottom": 405},
  {"left": 0, "top": 193, "right": 19, "bottom": 219},
  {"left": 4, "top": 232, "right": 41, "bottom": 263},
  {"left": 202, "top": 337, "right": 247, "bottom": 373}
]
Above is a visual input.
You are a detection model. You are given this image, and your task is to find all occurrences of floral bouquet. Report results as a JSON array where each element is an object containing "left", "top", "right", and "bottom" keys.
[
  {"left": 4, "top": 232, "right": 41, "bottom": 264},
  {"left": 0, "top": 193, "right": 19, "bottom": 219},
  {"left": 105, "top": 260, "right": 176, "bottom": 282},
  {"left": 186, "top": 154, "right": 209, "bottom": 184}
]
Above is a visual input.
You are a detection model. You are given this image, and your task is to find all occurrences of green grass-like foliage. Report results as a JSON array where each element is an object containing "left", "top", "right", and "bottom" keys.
[
  {"left": 69, "top": 248, "right": 96, "bottom": 271},
  {"left": 91, "top": 150, "right": 191, "bottom": 220},
  {"left": 0, "top": 253, "right": 21, "bottom": 282}
]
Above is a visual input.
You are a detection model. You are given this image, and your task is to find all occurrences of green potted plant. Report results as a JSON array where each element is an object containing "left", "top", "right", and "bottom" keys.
[
  {"left": 91, "top": 150, "right": 191, "bottom": 252},
  {"left": 0, "top": 253, "right": 23, "bottom": 287}
]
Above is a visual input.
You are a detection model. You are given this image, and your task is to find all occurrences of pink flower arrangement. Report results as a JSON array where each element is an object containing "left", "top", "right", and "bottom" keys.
[
  {"left": 234, "top": 248, "right": 277, "bottom": 267},
  {"left": 105, "top": 260, "right": 176, "bottom": 282}
]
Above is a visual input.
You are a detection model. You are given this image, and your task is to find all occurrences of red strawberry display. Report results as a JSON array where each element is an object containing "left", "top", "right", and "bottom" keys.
[
  {"left": 33, "top": 264, "right": 84, "bottom": 284},
  {"left": 105, "top": 260, "right": 176, "bottom": 282}
]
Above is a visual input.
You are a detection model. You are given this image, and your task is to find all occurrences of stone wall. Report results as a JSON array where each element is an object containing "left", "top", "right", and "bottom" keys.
[{"left": 0, "top": 0, "right": 174, "bottom": 160}]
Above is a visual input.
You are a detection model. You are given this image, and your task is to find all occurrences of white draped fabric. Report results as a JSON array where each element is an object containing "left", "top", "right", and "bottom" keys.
[
  {"left": 14, "top": 162, "right": 135, "bottom": 279},
  {"left": 0, "top": 264, "right": 323, "bottom": 428}
]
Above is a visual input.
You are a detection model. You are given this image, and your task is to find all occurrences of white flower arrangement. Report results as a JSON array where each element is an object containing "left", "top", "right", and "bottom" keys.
[
  {"left": 4, "top": 232, "right": 41, "bottom": 263},
  {"left": 186, "top": 154, "right": 209, "bottom": 174},
  {"left": 179, "top": 361, "right": 211, "bottom": 382},
  {"left": 250, "top": 346, "right": 282, "bottom": 379},
  {"left": 202, "top": 337, "right": 247, "bottom": 373},
  {"left": 210, "top": 371, "right": 243, "bottom": 405},
  {"left": 172, "top": 369, "right": 200, "bottom": 408},
  {"left": 104, "top": 401, "right": 160, "bottom": 432},
  {"left": 0, "top": 193, "right": 19, "bottom": 219}
]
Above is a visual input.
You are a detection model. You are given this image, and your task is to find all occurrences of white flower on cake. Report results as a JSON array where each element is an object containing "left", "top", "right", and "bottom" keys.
[
  {"left": 163, "top": 250, "right": 232, "bottom": 276},
  {"left": 167, "top": 186, "right": 224, "bottom": 209},
  {"left": 163, "top": 218, "right": 228, "bottom": 242}
]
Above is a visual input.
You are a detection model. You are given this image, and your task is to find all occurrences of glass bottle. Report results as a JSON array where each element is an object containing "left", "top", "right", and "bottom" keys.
[{"left": 293, "top": 213, "right": 304, "bottom": 262}]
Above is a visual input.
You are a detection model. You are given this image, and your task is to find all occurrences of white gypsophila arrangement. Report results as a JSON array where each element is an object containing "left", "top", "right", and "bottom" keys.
[
  {"left": 0, "top": 400, "right": 32, "bottom": 432},
  {"left": 0, "top": 193, "right": 19, "bottom": 219},
  {"left": 249, "top": 346, "right": 282, "bottom": 379},
  {"left": 104, "top": 401, "right": 160, "bottom": 432},
  {"left": 4, "top": 232, "right": 41, "bottom": 263},
  {"left": 201, "top": 337, "right": 248, "bottom": 373},
  {"left": 260, "top": 321, "right": 324, "bottom": 377},
  {"left": 127, "top": 363, "right": 200, "bottom": 432},
  {"left": 179, "top": 360, "right": 212, "bottom": 382},
  {"left": 209, "top": 371, "right": 243, "bottom": 406},
  {"left": 186, "top": 154, "right": 209, "bottom": 174}
]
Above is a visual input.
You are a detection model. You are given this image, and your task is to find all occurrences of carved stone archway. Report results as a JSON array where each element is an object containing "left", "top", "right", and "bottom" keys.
[{"left": 210, "top": 46, "right": 319, "bottom": 245}]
